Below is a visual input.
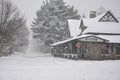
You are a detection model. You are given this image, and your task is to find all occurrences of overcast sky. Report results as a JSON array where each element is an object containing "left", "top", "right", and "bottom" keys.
[{"left": 12, "top": 0, "right": 120, "bottom": 27}]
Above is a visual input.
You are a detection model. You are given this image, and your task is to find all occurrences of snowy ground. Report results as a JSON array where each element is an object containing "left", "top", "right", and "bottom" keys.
[{"left": 0, "top": 53, "right": 120, "bottom": 80}]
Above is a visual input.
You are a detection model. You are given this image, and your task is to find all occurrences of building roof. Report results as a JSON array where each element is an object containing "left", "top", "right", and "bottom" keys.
[
  {"left": 51, "top": 34, "right": 108, "bottom": 46},
  {"left": 51, "top": 34, "right": 91, "bottom": 46},
  {"left": 97, "top": 35, "right": 120, "bottom": 43},
  {"left": 51, "top": 34, "right": 120, "bottom": 46},
  {"left": 83, "top": 19, "right": 120, "bottom": 35},
  {"left": 82, "top": 11, "right": 120, "bottom": 34},
  {"left": 68, "top": 11, "right": 120, "bottom": 36},
  {"left": 68, "top": 19, "right": 81, "bottom": 37}
]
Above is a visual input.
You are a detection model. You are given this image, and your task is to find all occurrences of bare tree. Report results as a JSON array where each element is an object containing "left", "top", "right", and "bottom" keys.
[{"left": 0, "top": 0, "right": 28, "bottom": 55}]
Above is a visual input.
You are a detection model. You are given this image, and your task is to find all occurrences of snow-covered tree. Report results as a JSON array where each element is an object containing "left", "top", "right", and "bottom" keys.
[
  {"left": 31, "top": 0, "right": 80, "bottom": 46},
  {"left": 0, "top": 0, "right": 29, "bottom": 55},
  {"left": 13, "top": 24, "right": 29, "bottom": 53},
  {"left": 82, "top": 13, "right": 86, "bottom": 18},
  {"left": 96, "top": 6, "right": 106, "bottom": 15}
]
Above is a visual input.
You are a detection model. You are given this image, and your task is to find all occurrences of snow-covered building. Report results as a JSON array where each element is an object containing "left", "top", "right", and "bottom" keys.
[{"left": 51, "top": 11, "right": 120, "bottom": 60}]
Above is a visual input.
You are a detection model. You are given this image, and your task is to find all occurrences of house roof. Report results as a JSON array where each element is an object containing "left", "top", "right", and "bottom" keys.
[
  {"left": 68, "top": 19, "right": 81, "bottom": 37},
  {"left": 51, "top": 34, "right": 108, "bottom": 46},
  {"left": 97, "top": 35, "right": 120, "bottom": 43},
  {"left": 83, "top": 19, "right": 120, "bottom": 34},
  {"left": 82, "top": 11, "right": 120, "bottom": 34},
  {"left": 68, "top": 11, "right": 120, "bottom": 36},
  {"left": 51, "top": 34, "right": 120, "bottom": 46},
  {"left": 51, "top": 34, "right": 91, "bottom": 46}
]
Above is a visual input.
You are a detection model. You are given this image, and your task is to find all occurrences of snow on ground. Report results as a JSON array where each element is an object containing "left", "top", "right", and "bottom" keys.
[{"left": 0, "top": 53, "right": 120, "bottom": 80}]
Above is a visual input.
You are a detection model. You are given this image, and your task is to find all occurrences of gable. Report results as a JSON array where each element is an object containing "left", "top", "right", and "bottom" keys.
[
  {"left": 79, "top": 36, "right": 107, "bottom": 42},
  {"left": 99, "top": 11, "right": 119, "bottom": 23},
  {"left": 79, "top": 19, "right": 87, "bottom": 35}
]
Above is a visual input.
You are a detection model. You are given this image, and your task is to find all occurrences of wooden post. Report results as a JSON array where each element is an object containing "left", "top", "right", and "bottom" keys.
[
  {"left": 77, "top": 47, "right": 80, "bottom": 58},
  {"left": 76, "top": 41, "right": 81, "bottom": 59}
]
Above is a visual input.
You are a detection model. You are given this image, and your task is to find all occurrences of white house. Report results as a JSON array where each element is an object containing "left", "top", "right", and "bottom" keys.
[{"left": 51, "top": 11, "right": 120, "bottom": 60}]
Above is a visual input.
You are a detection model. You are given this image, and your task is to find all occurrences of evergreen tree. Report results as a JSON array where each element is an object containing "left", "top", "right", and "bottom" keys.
[
  {"left": 82, "top": 13, "right": 86, "bottom": 18},
  {"left": 96, "top": 6, "right": 106, "bottom": 15},
  {"left": 31, "top": 0, "right": 80, "bottom": 46}
]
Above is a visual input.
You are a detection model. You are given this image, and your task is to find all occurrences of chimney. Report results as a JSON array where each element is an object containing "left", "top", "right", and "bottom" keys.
[{"left": 90, "top": 11, "right": 96, "bottom": 18}]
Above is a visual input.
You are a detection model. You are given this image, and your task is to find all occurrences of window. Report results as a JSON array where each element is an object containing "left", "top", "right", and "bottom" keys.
[
  {"left": 116, "top": 44, "right": 120, "bottom": 55},
  {"left": 99, "top": 11, "right": 119, "bottom": 23},
  {"left": 101, "top": 43, "right": 109, "bottom": 54}
]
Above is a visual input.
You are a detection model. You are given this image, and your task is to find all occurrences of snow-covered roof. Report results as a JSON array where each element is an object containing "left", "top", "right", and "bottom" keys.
[
  {"left": 83, "top": 20, "right": 120, "bottom": 34},
  {"left": 82, "top": 11, "right": 120, "bottom": 34},
  {"left": 51, "top": 34, "right": 107, "bottom": 46},
  {"left": 97, "top": 35, "right": 120, "bottom": 43},
  {"left": 68, "top": 11, "right": 120, "bottom": 36},
  {"left": 52, "top": 34, "right": 120, "bottom": 46},
  {"left": 68, "top": 19, "right": 81, "bottom": 37},
  {"left": 51, "top": 35, "right": 91, "bottom": 46}
]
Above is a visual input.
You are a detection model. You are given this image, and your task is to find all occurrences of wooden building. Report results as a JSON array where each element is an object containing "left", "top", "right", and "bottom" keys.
[{"left": 51, "top": 11, "right": 120, "bottom": 60}]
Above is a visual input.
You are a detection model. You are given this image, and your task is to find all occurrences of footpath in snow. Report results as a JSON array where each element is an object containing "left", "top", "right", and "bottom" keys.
[{"left": 0, "top": 52, "right": 120, "bottom": 80}]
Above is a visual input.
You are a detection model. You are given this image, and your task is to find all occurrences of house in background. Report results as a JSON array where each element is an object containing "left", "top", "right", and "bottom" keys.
[{"left": 51, "top": 11, "right": 120, "bottom": 60}]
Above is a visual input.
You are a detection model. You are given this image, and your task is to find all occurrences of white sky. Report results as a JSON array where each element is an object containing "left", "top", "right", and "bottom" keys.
[{"left": 12, "top": 0, "right": 120, "bottom": 27}]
